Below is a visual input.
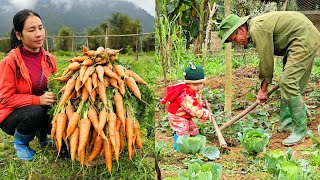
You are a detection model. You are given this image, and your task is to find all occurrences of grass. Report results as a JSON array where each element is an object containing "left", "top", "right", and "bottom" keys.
[{"left": 0, "top": 51, "right": 156, "bottom": 179}]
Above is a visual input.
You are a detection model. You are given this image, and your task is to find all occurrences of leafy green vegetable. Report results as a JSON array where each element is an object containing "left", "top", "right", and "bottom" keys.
[
  {"left": 239, "top": 128, "right": 270, "bottom": 155},
  {"left": 201, "top": 146, "right": 220, "bottom": 160},
  {"left": 176, "top": 135, "right": 206, "bottom": 154},
  {"left": 264, "top": 149, "right": 293, "bottom": 175},
  {"left": 278, "top": 161, "right": 303, "bottom": 180},
  {"left": 178, "top": 162, "right": 222, "bottom": 180}
]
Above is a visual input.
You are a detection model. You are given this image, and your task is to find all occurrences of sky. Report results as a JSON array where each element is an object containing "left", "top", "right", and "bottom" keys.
[{"left": 2, "top": 0, "right": 155, "bottom": 16}]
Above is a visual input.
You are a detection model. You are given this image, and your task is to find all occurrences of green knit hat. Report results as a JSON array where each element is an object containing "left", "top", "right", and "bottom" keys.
[
  {"left": 184, "top": 63, "right": 206, "bottom": 83},
  {"left": 218, "top": 14, "right": 250, "bottom": 44}
]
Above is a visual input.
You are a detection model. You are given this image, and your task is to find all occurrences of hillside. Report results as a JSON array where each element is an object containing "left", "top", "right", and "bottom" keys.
[{"left": 0, "top": 0, "right": 154, "bottom": 36}]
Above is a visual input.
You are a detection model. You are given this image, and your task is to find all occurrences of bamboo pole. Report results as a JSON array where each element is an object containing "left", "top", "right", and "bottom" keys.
[
  {"left": 155, "top": 0, "right": 167, "bottom": 87},
  {"left": 203, "top": 2, "right": 217, "bottom": 67},
  {"left": 224, "top": 0, "right": 232, "bottom": 112},
  {"left": 136, "top": 28, "right": 139, "bottom": 61}
]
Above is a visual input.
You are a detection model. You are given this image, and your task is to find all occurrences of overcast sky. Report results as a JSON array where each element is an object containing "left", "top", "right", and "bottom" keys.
[{"left": 2, "top": 0, "right": 155, "bottom": 16}]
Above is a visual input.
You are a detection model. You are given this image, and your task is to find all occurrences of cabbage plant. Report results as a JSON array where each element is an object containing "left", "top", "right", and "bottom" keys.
[
  {"left": 239, "top": 128, "right": 270, "bottom": 155},
  {"left": 264, "top": 149, "right": 293, "bottom": 175},
  {"left": 176, "top": 135, "right": 206, "bottom": 154},
  {"left": 278, "top": 161, "right": 303, "bottom": 180},
  {"left": 178, "top": 162, "right": 222, "bottom": 180}
]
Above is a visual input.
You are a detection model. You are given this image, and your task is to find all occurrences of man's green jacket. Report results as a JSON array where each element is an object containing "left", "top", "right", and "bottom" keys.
[{"left": 247, "top": 11, "right": 320, "bottom": 84}]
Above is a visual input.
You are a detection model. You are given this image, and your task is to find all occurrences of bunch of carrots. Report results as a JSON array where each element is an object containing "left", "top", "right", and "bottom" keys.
[{"left": 50, "top": 46, "right": 147, "bottom": 173}]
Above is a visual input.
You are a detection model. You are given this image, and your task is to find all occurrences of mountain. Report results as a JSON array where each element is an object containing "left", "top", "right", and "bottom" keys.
[{"left": 0, "top": 0, "right": 154, "bottom": 36}]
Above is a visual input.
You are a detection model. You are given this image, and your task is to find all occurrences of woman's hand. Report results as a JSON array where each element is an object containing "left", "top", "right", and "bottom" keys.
[{"left": 40, "top": 92, "right": 57, "bottom": 106}]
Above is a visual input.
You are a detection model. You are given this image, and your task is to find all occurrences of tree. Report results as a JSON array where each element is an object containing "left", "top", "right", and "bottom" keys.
[
  {"left": 55, "top": 27, "right": 74, "bottom": 51},
  {"left": 107, "top": 13, "right": 142, "bottom": 51}
]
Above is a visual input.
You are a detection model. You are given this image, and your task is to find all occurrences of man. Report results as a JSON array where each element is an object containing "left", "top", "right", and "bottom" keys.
[{"left": 218, "top": 11, "right": 320, "bottom": 145}]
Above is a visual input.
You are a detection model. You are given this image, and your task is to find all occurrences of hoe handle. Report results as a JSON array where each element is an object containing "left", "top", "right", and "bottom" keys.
[
  {"left": 205, "top": 100, "right": 227, "bottom": 148},
  {"left": 219, "top": 84, "right": 279, "bottom": 131}
]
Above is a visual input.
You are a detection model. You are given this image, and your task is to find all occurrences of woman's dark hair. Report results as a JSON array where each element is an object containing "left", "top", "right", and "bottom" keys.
[{"left": 10, "top": 9, "right": 41, "bottom": 50}]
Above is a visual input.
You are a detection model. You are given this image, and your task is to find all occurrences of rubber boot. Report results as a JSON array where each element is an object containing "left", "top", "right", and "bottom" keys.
[
  {"left": 173, "top": 133, "right": 180, "bottom": 152},
  {"left": 282, "top": 96, "right": 308, "bottom": 146},
  {"left": 277, "top": 99, "right": 293, "bottom": 132},
  {"left": 36, "top": 130, "right": 54, "bottom": 147},
  {"left": 14, "top": 129, "right": 36, "bottom": 161}
]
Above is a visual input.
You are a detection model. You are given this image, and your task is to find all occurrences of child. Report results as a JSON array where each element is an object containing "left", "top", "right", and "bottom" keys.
[{"left": 161, "top": 64, "right": 212, "bottom": 152}]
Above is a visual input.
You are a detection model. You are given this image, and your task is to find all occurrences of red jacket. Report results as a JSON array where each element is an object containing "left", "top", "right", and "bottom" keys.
[{"left": 0, "top": 47, "right": 57, "bottom": 123}]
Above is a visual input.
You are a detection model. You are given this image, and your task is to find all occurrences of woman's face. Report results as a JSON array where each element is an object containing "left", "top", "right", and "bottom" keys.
[
  {"left": 187, "top": 82, "right": 204, "bottom": 92},
  {"left": 16, "top": 15, "right": 45, "bottom": 52}
]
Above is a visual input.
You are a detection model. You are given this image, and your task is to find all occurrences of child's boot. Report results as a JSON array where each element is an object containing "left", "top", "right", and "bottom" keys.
[{"left": 173, "top": 133, "right": 180, "bottom": 152}]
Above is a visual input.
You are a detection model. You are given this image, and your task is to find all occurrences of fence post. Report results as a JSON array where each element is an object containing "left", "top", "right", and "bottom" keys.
[
  {"left": 105, "top": 27, "right": 108, "bottom": 48},
  {"left": 72, "top": 33, "right": 75, "bottom": 52},
  {"left": 136, "top": 28, "right": 139, "bottom": 60},
  {"left": 86, "top": 38, "right": 89, "bottom": 49}
]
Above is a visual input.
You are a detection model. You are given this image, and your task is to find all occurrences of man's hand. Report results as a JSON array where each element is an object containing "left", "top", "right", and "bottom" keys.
[
  {"left": 40, "top": 92, "right": 57, "bottom": 106},
  {"left": 256, "top": 80, "right": 268, "bottom": 104},
  {"left": 257, "top": 88, "right": 268, "bottom": 104}
]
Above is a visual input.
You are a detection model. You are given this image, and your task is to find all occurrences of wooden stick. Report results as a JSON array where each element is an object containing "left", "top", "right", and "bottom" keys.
[
  {"left": 219, "top": 85, "right": 279, "bottom": 131},
  {"left": 205, "top": 100, "right": 227, "bottom": 148}
]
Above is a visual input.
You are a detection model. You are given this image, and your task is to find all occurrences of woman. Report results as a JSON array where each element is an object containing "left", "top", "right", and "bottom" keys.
[{"left": 0, "top": 9, "right": 57, "bottom": 161}]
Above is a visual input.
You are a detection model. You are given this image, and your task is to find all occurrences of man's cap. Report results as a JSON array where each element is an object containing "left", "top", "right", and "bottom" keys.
[{"left": 218, "top": 14, "right": 250, "bottom": 43}]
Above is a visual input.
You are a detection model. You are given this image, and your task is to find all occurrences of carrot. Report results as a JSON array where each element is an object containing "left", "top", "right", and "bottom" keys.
[
  {"left": 106, "top": 63, "right": 113, "bottom": 70},
  {"left": 61, "top": 68, "right": 70, "bottom": 77},
  {"left": 82, "top": 45, "right": 89, "bottom": 54},
  {"left": 75, "top": 76, "right": 82, "bottom": 97},
  {"left": 118, "top": 80, "right": 126, "bottom": 95},
  {"left": 114, "top": 93, "right": 125, "bottom": 127},
  {"left": 59, "top": 78, "right": 76, "bottom": 107},
  {"left": 95, "top": 46, "right": 104, "bottom": 56},
  {"left": 82, "top": 58, "right": 94, "bottom": 66},
  {"left": 116, "top": 117, "right": 121, "bottom": 132},
  {"left": 109, "top": 77, "right": 119, "bottom": 89},
  {"left": 87, "top": 135, "right": 103, "bottom": 163},
  {"left": 98, "top": 108, "right": 107, "bottom": 137},
  {"left": 68, "top": 90, "right": 77, "bottom": 100},
  {"left": 126, "top": 70, "right": 148, "bottom": 85},
  {"left": 70, "top": 127, "right": 79, "bottom": 161},
  {"left": 78, "top": 117, "right": 92, "bottom": 154},
  {"left": 84, "top": 76, "right": 93, "bottom": 94},
  {"left": 56, "top": 112, "right": 67, "bottom": 154},
  {"left": 51, "top": 114, "right": 58, "bottom": 140},
  {"left": 97, "top": 81, "right": 107, "bottom": 107},
  {"left": 91, "top": 72, "right": 98, "bottom": 90},
  {"left": 96, "top": 65, "right": 105, "bottom": 83},
  {"left": 79, "top": 149, "right": 85, "bottom": 167},
  {"left": 96, "top": 57, "right": 108, "bottom": 65},
  {"left": 89, "top": 129, "right": 98, "bottom": 150},
  {"left": 125, "top": 116, "right": 134, "bottom": 160},
  {"left": 67, "top": 62, "right": 81, "bottom": 71},
  {"left": 59, "top": 84, "right": 66, "bottom": 93},
  {"left": 103, "top": 66, "right": 120, "bottom": 81},
  {"left": 54, "top": 76, "right": 70, "bottom": 82},
  {"left": 88, "top": 108, "right": 108, "bottom": 140},
  {"left": 103, "top": 139, "right": 113, "bottom": 173},
  {"left": 106, "top": 48, "right": 122, "bottom": 56},
  {"left": 72, "top": 55, "right": 88, "bottom": 63},
  {"left": 82, "top": 66, "right": 95, "bottom": 85},
  {"left": 113, "top": 65, "right": 126, "bottom": 78},
  {"left": 85, "top": 50, "right": 95, "bottom": 57},
  {"left": 119, "top": 124, "right": 125, "bottom": 153},
  {"left": 108, "top": 111, "right": 117, "bottom": 157},
  {"left": 81, "top": 86, "right": 89, "bottom": 104},
  {"left": 66, "top": 103, "right": 75, "bottom": 121},
  {"left": 110, "top": 55, "right": 116, "bottom": 61},
  {"left": 66, "top": 111, "right": 80, "bottom": 138},
  {"left": 114, "top": 130, "right": 120, "bottom": 162},
  {"left": 79, "top": 65, "right": 88, "bottom": 82},
  {"left": 90, "top": 89, "right": 97, "bottom": 103},
  {"left": 125, "top": 77, "right": 141, "bottom": 100},
  {"left": 103, "top": 77, "right": 110, "bottom": 87},
  {"left": 134, "top": 120, "right": 143, "bottom": 149}
]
